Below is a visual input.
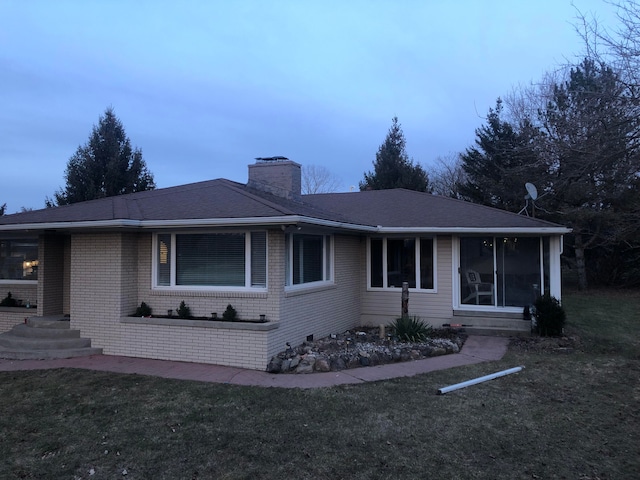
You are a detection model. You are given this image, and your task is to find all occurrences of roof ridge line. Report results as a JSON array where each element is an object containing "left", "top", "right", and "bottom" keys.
[{"left": 217, "top": 179, "right": 297, "bottom": 216}]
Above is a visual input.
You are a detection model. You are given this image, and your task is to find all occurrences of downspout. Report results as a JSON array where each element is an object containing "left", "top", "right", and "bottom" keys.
[{"left": 437, "top": 366, "right": 524, "bottom": 395}]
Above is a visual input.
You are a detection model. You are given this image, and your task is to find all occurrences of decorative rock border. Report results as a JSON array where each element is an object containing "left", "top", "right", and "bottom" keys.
[{"left": 267, "top": 327, "right": 467, "bottom": 374}]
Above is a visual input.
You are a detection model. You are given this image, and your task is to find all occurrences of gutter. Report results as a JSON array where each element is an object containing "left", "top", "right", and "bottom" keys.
[{"left": 0, "top": 215, "right": 571, "bottom": 235}]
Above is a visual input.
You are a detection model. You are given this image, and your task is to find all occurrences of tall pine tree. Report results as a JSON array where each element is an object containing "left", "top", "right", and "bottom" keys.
[
  {"left": 539, "top": 59, "right": 640, "bottom": 289},
  {"left": 50, "top": 107, "right": 155, "bottom": 205},
  {"left": 360, "top": 117, "right": 429, "bottom": 191},
  {"left": 458, "top": 99, "right": 543, "bottom": 212}
]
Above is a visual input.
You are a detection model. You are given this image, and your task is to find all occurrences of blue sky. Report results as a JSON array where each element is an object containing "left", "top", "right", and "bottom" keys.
[{"left": 0, "top": 0, "right": 617, "bottom": 212}]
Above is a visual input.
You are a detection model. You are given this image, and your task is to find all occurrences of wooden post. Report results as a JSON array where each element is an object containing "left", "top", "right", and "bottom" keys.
[{"left": 401, "top": 281, "right": 409, "bottom": 318}]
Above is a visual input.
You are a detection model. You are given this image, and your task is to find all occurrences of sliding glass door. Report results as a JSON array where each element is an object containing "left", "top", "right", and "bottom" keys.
[{"left": 460, "top": 236, "right": 546, "bottom": 308}]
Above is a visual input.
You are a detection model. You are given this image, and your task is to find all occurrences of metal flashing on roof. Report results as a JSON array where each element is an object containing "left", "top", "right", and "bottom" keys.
[{"left": 254, "top": 156, "right": 290, "bottom": 163}]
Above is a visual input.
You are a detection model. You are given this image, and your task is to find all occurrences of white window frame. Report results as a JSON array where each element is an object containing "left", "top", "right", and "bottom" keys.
[
  {"left": 452, "top": 235, "right": 562, "bottom": 311},
  {"left": 367, "top": 236, "right": 437, "bottom": 292},
  {"left": 285, "top": 233, "right": 334, "bottom": 291},
  {"left": 152, "top": 231, "right": 268, "bottom": 292}
]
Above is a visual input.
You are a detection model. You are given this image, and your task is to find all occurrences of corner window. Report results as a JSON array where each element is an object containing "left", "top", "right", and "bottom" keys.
[
  {"left": 0, "top": 238, "right": 38, "bottom": 282},
  {"left": 285, "top": 234, "right": 333, "bottom": 286},
  {"left": 368, "top": 237, "right": 435, "bottom": 290},
  {"left": 154, "top": 232, "right": 267, "bottom": 289}
]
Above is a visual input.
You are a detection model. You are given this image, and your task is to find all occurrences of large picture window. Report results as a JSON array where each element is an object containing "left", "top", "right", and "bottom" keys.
[
  {"left": 0, "top": 238, "right": 38, "bottom": 282},
  {"left": 369, "top": 237, "right": 435, "bottom": 290},
  {"left": 285, "top": 234, "right": 332, "bottom": 287},
  {"left": 154, "top": 232, "right": 266, "bottom": 289}
]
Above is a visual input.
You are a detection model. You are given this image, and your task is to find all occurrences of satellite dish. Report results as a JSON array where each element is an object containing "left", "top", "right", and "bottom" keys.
[{"left": 525, "top": 182, "right": 538, "bottom": 200}]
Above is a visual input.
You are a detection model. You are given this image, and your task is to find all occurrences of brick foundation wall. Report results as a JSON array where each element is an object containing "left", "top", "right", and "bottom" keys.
[{"left": 0, "top": 309, "right": 30, "bottom": 333}]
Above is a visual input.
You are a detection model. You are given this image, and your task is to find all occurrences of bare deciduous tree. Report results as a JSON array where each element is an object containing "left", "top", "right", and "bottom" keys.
[
  {"left": 429, "top": 153, "right": 466, "bottom": 199},
  {"left": 301, "top": 165, "right": 342, "bottom": 194}
]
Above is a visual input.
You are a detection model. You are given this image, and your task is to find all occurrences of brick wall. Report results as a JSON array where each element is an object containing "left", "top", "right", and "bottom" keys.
[
  {"left": 0, "top": 284, "right": 37, "bottom": 332},
  {"left": 247, "top": 160, "right": 301, "bottom": 199},
  {"left": 0, "top": 309, "right": 30, "bottom": 333},
  {"left": 268, "top": 234, "right": 362, "bottom": 360},
  {"left": 0, "top": 284, "right": 36, "bottom": 309},
  {"left": 69, "top": 231, "right": 283, "bottom": 370},
  {"left": 70, "top": 233, "right": 127, "bottom": 349},
  {"left": 37, "top": 234, "right": 66, "bottom": 316},
  {"left": 68, "top": 230, "right": 362, "bottom": 370}
]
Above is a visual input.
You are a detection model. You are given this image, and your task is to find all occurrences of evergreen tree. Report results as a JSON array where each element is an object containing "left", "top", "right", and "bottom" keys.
[
  {"left": 359, "top": 117, "right": 429, "bottom": 191},
  {"left": 539, "top": 59, "right": 640, "bottom": 289},
  {"left": 50, "top": 107, "right": 155, "bottom": 205},
  {"left": 458, "top": 99, "right": 544, "bottom": 212}
]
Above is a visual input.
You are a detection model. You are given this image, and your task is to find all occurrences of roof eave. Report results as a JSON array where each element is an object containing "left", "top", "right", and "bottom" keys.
[
  {"left": 0, "top": 216, "right": 375, "bottom": 232},
  {"left": 0, "top": 217, "right": 571, "bottom": 235},
  {"left": 376, "top": 226, "right": 572, "bottom": 235}
]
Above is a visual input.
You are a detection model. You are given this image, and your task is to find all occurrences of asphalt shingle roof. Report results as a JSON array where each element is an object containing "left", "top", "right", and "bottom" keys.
[
  {"left": 0, "top": 179, "right": 564, "bottom": 232},
  {"left": 303, "top": 189, "right": 560, "bottom": 229}
]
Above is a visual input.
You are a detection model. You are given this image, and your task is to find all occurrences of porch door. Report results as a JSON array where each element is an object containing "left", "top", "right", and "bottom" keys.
[
  {"left": 495, "top": 237, "right": 541, "bottom": 307},
  {"left": 459, "top": 237, "right": 495, "bottom": 306},
  {"left": 460, "top": 236, "right": 543, "bottom": 308}
]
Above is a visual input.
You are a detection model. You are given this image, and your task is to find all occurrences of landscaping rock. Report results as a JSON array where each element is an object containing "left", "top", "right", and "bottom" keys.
[
  {"left": 266, "top": 327, "right": 467, "bottom": 374},
  {"left": 266, "top": 356, "right": 282, "bottom": 373},
  {"left": 314, "top": 355, "right": 331, "bottom": 372},
  {"left": 295, "top": 354, "right": 316, "bottom": 374}
]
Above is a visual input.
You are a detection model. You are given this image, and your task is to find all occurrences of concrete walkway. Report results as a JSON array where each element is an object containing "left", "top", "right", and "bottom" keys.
[{"left": 0, "top": 335, "right": 510, "bottom": 389}]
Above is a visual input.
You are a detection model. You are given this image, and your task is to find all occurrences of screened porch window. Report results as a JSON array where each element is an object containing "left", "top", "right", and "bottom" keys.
[
  {"left": 0, "top": 238, "right": 38, "bottom": 282},
  {"left": 155, "top": 232, "right": 266, "bottom": 289},
  {"left": 369, "top": 237, "right": 435, "bottom": 290},
  {"left": 459, "top": 236, "right": 544, "bottom": 307}
]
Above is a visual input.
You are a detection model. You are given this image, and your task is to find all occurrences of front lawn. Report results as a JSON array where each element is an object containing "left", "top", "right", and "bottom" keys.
[{"left": 1, "top": 290, "right": 638, "bottom": 479}]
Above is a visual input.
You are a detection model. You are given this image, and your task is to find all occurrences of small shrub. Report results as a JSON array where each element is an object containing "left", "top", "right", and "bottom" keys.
[
  {"left": 176, "top": 301, "right": 191, "bottom": 319},
  {"left": 0, "top": 292, "right": 17, "bottom": 307},
  {"left": 222, "top": 304, "right": 238, "bottom": 321},
  {"left": 391, "top": 315, "right": 432, "bottom": 341},
  {"left": 134, "top": 302, "right": 152, "bottom": 317},
  {"left": 534, "top": 294, "right": 566, "bottom": 337}
]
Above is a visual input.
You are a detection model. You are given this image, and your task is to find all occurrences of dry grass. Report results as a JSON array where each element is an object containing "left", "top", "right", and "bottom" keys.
[{"left": 1, "top": 290, "right": 639, "bottom": 479}]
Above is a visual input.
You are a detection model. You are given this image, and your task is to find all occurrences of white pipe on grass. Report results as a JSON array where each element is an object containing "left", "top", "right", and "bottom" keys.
[{"left": 437, "top": 366, "right": 524, "bottom": 395}]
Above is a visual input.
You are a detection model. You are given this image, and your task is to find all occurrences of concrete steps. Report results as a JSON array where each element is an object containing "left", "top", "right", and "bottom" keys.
[
  {"left": 450, "top": 310, "right": 532, "bottom": 336},
  {"left": 0, "top": 316, "right": 102, "bottom": 360}
]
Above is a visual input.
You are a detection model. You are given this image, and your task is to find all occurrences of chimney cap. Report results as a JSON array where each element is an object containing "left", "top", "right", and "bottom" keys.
[{"left": 254, "top": 156, "right": 290, "bottom": 163}]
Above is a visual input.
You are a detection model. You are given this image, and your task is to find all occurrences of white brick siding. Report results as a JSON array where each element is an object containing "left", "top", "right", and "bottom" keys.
[
  {"left": 3, "top": 230, "right": 453, "bottom": 370},
  {"left": 269, "top": 234, "right": 362, "bottom": 360}
]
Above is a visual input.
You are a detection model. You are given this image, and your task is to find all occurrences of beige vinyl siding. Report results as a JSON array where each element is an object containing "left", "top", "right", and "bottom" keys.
[{"left": 360, "top": 235, "right": 454, "bottom": 327}]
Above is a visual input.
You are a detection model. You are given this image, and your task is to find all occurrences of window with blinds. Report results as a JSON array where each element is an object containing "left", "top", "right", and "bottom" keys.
[{"left": 154, "top": 232, "right": 267, "bottom": 289}]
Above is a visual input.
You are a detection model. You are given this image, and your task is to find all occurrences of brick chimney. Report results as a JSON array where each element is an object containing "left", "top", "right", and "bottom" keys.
[{"left": 247, "top": 157, "right": 301, "bottom": 200}]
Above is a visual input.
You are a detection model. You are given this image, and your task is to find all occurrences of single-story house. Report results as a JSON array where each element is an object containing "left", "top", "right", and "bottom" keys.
[{"left": 0, "top": 158, "right": 569, "bottom": 369}]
